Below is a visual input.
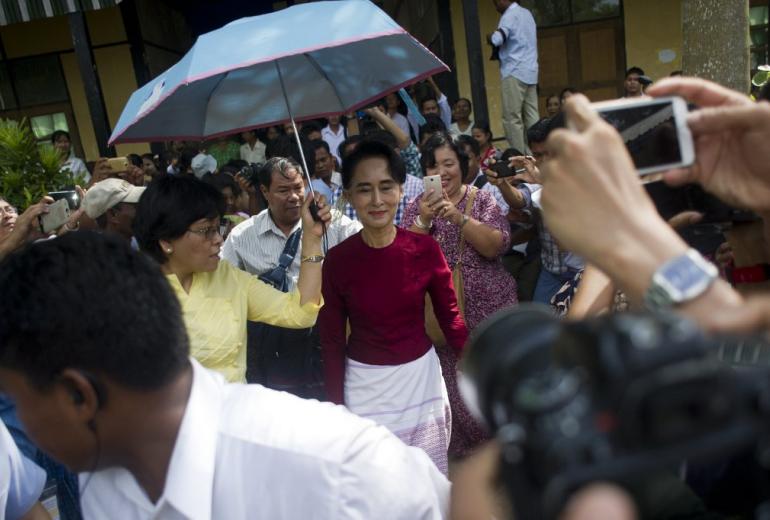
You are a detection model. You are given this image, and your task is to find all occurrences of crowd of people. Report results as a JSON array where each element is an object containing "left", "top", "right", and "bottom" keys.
[{"left": 3, "top": 1, "right": 770, "bottom": 519}]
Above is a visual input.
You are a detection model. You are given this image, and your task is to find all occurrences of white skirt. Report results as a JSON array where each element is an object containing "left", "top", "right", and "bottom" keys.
[{"left": 345, "top": 348, "right": 451, "bottom": 475}]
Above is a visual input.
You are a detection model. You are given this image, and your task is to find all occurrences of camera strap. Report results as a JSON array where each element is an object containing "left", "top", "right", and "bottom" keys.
[{"left": 258, "top": 228, "right": 302, "bottom": 293}]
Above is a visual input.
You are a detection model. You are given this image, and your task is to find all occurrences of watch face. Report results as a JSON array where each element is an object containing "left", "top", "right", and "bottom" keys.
[{"left": 656, "top": 253, "right": 717, "bottom": 302}]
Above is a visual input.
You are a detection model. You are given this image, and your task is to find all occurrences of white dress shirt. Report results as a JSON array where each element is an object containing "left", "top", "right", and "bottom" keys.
[
  {"left": 321, "top": 125, "right": 346, "bottom": 164},
  {"left": 239, "top": 141, "right": 266, "bottom": 165},
  {"left": 222, "top": 207, "right": 361, "bottom": 290},
  {"left": 1, "top": 421, "right": 46, "bottom": 520},
  {"left": 79, "top": 360, "right": 450, "bottom": 520}
]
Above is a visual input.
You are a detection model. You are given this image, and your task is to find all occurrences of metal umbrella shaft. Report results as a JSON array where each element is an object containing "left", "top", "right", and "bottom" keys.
[{"left": 275, "top": 59, "right": 316, "bottom": 195}]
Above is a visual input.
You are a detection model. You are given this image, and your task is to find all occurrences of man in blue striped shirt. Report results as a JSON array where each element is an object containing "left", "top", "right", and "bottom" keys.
[{"left": 488, "top": 0, "right": 540, "bottom": 153}]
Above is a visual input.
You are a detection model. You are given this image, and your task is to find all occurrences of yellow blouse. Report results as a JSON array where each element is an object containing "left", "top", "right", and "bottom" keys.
[{"left": 166, "top": 260, "right": 321, "bottom": 383}]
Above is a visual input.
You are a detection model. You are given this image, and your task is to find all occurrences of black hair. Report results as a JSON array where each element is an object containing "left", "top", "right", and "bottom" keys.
[
  {"left": 420, "top": 132, "right": 469, "bottom": 182},
  {"left": 257, "top": 156, "right": 304, "bottom": 190},
  {"left": 626, "top": 66, "right": 645, "bottom": 78},
  {"left": 0, "top": 232, "right": 189, "bottom": 390},
  {"left": 133, "top": 175, "right": 225, "bottom": 264},
  {"left": 300, "top": 121, "right": 323, "bottom": 140},
  {"left": 472, "top": 120, "right": 493, "bottom": 140},
  {"left": 419, "top": 114, "right": 447, "bottom": 144},
  {"left": 559, "top": 87, "right": 578, "bottom": 101},
  {"left": 265, "top": 134, "right": 315, "bottom": 178},
  {"left": 527, "top": 117, "right": 554, "bottom": 145},
  {"left": 759, "top": 82, "right": 770, "bottom": 103},
  {"left": 202, "top": 172, "right": 242, "bottom": 198},
  {"left": 455, "top": 134, "right": 480, "bottom": 158},
  {"left": 310, "top": 139, "right": 331, "bottom": 155},
  {"left": 127, "top": 153, "right": 142, "bottom": 168},
  {"left": 500, "top": 147, "right": 524, "bottom": 162},
  {"left": 141, "top": 153, "right": 157, "bottom": 165},
  {"left": 419, "top": 95, "right": 438, "bottom": 112},
  {"left": 546, "top": 93, "right": 560, "bottom": 105},
  {"left": 366, "top": 129, "right": 398, "bottom": 151},
  {"left": 341, "top": 140, "right": 406, "bottom": 190},
  {"left": 454, "top": 97, "right": 473, "bottom": 113},
  {"left": 51, "top": 130, "right": 71, "bottom": 144},
  {"left": 338, "top": 134, "right": 365, "bottom": 161}
]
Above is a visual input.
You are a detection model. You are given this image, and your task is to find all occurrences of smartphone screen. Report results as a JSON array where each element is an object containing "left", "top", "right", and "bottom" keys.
[{"left": 597, "top": 99, "right": 683, "bottom": 172}]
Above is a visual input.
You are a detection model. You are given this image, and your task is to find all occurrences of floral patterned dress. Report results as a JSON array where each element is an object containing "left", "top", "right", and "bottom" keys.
[{"left": 403, "top": 186, "right": 519, "bottom": 458}]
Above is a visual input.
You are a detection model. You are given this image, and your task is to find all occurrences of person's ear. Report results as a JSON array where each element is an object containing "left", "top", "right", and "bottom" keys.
[
  {"left": 159, "top": 239, "right": 174, "bottom": 256},
  {"left": 58, "top": 368, "right": 102, "bottom": 424},
  {"left": 259, "top": 184, "right": 269, "bottom": 200}
]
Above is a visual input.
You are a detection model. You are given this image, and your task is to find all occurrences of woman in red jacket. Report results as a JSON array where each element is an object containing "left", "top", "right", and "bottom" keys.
[{"left": 319, "top": 140, "right": 467, "bottom": 475}]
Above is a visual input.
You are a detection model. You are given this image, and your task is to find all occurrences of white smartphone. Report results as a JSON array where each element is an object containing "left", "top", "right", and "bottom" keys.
[
  {"left": 423, "top": 174, "right": 442, "bottom": 196},
  {"left": 590, "top": 96, "right": 695, "bottom": 176},
  {"left": 39, "top": 198, "right": 71, "bottom": 234}
]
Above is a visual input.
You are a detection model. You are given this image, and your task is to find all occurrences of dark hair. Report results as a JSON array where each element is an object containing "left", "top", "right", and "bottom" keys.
[
  {"left": 338, "top": 134, "right": 365, "bottom": 161},
  {"left": 341, "top": 140, "right": 406, "bottom": 190},
  {"left": 419, "top": 114, "right": 447, "bottom": 144},
  {"left": 127, "top": 153, "right": 142, "bottom": 168},
  {"left": 51, "top": 130, "right": 71, "bottom": 144},
  {"left": 670, "top": 70, "right": 683, "bottom": 77},
  {"left": 133, "top": 176, "right": 225, "bottom": 264},
  {"left": 500, "top": 147, "right": 524, "bottom": 162},
  {"left": 202, "top": 172, "right": 242, "bottom": 198},
  {"left": 366, "top": 129, "right": 398, "bottom": 151},
  {"left": 310, "top": 139, "right": 331, "bottom": 156},
  {"left": 0, "top": 232, "right": 189, "bottom": 390},
  {"left": 265, "top": 134, "right": 315, "bottom": 178},
  {"left": 456, "top": 134, "right": 480, "bottom": 158},
  {"left": 472, "top": 120, "right": 493, "bottom": 140},
  {"left": 257, "top": 156, "right": 304, "bottom": 190},
  {"left": 546, "top": 94, "right": 560, "bottom": 105},
  {"left": 626, "top": 66, "right": 645, "bottom": 78},
  {"left": 420, "top": 132, "right": 469, "bottom": 182},
  {"left": 527, "top": 117, "right": 553, "bottom": 145},
  {"left": 419, "top": 95, "right": 438, "bottom": 112},
  {"left": 454, "top": 97, "right": 473, "bottom": 113},
  {"left": 141, "top": 153, "right": 158, "bottom": 166},
  {"left": 300, "top": 121, "right": 323, "bottom": 140},
  {"left": 559, "top": 87, "right": 578, "bottom": 101}
]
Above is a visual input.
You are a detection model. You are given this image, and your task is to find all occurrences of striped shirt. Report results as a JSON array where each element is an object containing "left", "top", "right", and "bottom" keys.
[{"left": 222, "top": 209, "right": 362, "bottom": 290}]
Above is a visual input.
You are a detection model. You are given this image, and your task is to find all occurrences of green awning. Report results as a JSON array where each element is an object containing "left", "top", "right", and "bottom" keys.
[{"left": 0, "top": 0, "right": 122, "bottom": 26}]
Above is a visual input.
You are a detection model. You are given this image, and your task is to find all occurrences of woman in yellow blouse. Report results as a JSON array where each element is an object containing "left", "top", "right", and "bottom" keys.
[{"left": 133, "top": 174, "right": 328, "bottom": 382}]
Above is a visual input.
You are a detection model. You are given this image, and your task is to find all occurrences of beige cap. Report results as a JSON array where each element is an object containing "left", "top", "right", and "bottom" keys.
[{"left": 83, "top": 178, "right": 145, "bottom": 219}]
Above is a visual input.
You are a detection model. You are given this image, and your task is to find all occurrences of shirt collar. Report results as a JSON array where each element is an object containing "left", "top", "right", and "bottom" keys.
[
  {"left": 331, "top": 171, "right": 343, "bottom": 189},
  {"left": 160, "top": 360, "right": 223, "bottom": 520},
  {"left": 253, "top": 209, "right": 301, "bottom": 239}
]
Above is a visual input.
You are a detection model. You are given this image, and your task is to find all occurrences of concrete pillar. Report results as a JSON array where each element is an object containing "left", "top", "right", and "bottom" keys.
[{"left": 681, "top": 0, "right": 750, "bottom": 93}]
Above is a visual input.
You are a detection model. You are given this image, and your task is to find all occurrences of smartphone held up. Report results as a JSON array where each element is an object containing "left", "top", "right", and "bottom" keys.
[{"left": 590, "top": 96, "right": 694, "bottom": 176}]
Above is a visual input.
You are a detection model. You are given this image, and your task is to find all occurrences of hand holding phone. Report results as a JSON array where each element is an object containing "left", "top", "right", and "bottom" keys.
[
  {"left": 39, "top": 198, "right": 70, "bottom": 234},
  {"left": 423, "top": 175, "right": 442, "bottom": 200},
  {"left": 106, "top": 157, "right": 129, "bottom": 174}
]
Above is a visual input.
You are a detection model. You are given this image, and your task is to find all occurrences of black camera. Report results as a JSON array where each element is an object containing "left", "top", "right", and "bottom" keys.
[
  {"left": 460, "top": 305, "right": 770, "bottom": 519},
  {"left": 240, "top": 162, "right": 262, "bottom": 188}
]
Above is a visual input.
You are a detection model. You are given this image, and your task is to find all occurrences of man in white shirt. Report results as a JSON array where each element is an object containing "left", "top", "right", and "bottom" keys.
[
  {"left": 239, "top": 130, "right": 266, "bottom": 165},
  {"left": 0, "top": 232, "right": 449, "bottom": 520},
  {"left": 223, "top": 156, "right": 361, "bottom": 290},
  {"left": 488, "top": 0, "right": 540, "bottom": 152},
  {"left": 321, "top": 115, "right": 346, "bottom": 165},
  {"left": 308, "top": 140, "right": 345, "bottom": 207}
]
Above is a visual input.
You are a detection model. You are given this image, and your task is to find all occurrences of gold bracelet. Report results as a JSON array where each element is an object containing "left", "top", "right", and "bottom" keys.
[{"left": 301, "top": 255, "right": 325, "bottom": 263}]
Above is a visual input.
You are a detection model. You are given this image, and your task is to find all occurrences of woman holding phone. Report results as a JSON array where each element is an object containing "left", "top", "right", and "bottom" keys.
[
  {"left": 319, "top": 140, "right": 467, "bottom": 475},
  {"left": 403, "top": 131, "right": 518, "bottom": 458},
  {"left": 133, "top": 174, "right": 328, "bottom": 383}
]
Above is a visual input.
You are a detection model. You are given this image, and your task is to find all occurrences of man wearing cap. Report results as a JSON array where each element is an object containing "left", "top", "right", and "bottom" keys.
[
  {"left": 192, "top": 152, "right": 218, "bottom": 179},
  {"left": 82, "top": 178, "right": 145, "bottom": 243}
]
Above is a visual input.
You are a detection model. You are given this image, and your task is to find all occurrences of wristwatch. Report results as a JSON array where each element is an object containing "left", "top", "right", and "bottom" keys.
[{"left": 644, "top": 249, "right": 718, "bottom": 311}]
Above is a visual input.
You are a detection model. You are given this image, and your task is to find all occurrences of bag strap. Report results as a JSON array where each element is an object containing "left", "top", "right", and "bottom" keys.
[
  {"left": 456, "top": 186, "right": 478, "bottom": 263},
  {"left": 278, "top": 228, "right": 302, "bottom": 269}
]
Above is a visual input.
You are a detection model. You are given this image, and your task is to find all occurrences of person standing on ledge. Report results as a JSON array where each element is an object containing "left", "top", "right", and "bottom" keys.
[{"left": 488, "top": 0, "right": 539, "bottom": 153}]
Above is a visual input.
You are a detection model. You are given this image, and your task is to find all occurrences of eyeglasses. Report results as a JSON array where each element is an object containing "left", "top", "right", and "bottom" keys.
[
  {"left": 186, "top": 226, "right": 222, "bottom": 240},
  {"left": 0, "top": 205, "right": 18, "bottom": 216}
]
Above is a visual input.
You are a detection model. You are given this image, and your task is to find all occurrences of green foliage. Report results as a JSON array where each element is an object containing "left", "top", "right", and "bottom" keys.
[{"left": 0, "top": 118, "right": 85, "bottom": 210}]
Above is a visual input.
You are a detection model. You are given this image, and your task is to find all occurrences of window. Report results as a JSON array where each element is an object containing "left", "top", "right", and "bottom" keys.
[
  {"left": 520, "top": 0, "right": 620, "bottom": 28},
  {"left": 750, "top": 5, "right": 769, "bottom": 71},
  {"left": 9, "top": 55, "right": 68, "bottom": 108},
  {"left": 30, "top": 112, "right": 69, "bottom": 149}
]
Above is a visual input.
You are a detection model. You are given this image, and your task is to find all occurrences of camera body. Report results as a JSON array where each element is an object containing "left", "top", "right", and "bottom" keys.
[{"left": 461, "top": 306, "right": 770, "bottom": 519}]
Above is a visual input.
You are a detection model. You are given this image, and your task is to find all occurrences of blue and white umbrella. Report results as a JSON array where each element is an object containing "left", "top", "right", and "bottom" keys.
[{"left": 109, "top": 0, "right": 448, "bottom": 146}]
